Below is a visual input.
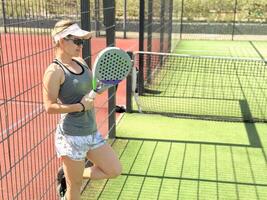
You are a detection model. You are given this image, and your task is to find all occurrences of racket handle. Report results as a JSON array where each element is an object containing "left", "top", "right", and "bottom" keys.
[
  {"left": 88, "top": 90, "right": 97, "bottom": 99},
  {"left": 97, "top": 84, "right": 111, "bottom": 93},
  {"left": 87, "top": 84, "right": 113, "bottom": 99}
]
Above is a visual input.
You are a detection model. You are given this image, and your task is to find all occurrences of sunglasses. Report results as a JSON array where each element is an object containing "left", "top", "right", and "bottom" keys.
[{"left": 64, "top": 37, "right": 85, "bottom": 46}]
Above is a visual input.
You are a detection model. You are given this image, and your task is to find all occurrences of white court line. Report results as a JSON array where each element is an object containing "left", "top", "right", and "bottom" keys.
[{"left": 175, "top": 49, "right": 229, "bottom": 53}]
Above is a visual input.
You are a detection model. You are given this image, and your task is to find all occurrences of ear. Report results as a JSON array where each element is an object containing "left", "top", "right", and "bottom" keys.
[
  {"left": 58, "top": 38, "right": 65, "bottom": 46},
  {"left": 53, "top": 40, "right": 60, "bottom": 47}
]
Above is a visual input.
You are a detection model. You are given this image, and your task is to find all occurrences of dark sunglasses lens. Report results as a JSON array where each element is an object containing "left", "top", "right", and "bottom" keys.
[{"left": 73, "top": 39, "right": 84, "bottom": 46}]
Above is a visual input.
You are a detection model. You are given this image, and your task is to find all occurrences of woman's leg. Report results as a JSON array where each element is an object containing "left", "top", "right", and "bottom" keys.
[
  {"left": 62, "top": 156, "right": 85, "bottom": 200},
  {"left": 83, "top": 143, "right": 122, "bottom": 180}
]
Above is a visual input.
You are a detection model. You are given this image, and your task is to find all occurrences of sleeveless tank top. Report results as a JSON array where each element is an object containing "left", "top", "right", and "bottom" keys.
[{"left": 54, "top": 58, "right": 97, "bottom": 136}]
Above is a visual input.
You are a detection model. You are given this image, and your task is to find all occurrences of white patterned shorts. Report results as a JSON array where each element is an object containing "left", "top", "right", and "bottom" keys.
[{"left": 55, "top": 131, "right": 106, "bottom": 161}]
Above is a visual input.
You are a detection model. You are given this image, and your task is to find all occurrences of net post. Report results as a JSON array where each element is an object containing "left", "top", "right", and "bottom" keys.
[
  {"left": 126, "top": 51, "right": 133, "bottom": 112},
  {"left": 81, "top": 0, "right": 91, "bottom": 68},
  {"left": 103, "top": 0, "right": 116, "bottom": 139},
  {"left": 126, "top": 74, "right": 132, "bottom": 113}
]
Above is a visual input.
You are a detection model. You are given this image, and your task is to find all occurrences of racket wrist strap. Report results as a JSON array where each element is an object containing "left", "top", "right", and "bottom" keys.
[{"left": 78, "top": 102, "right": 85, "bottom": 112}]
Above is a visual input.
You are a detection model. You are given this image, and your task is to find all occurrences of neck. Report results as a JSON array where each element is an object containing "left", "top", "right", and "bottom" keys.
[{"left": 55, "top": 50, "right": 73, "bottom": 65}]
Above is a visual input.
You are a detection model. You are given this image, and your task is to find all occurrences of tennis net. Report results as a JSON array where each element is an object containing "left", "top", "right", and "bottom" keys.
[{"left": 129, "top": 51, "right": 267, "bottom": 122}]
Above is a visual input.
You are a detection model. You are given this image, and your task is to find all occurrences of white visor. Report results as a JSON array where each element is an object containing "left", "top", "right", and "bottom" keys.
[{"left": 53, "top": 23, "right": 93, "bottom": 42}]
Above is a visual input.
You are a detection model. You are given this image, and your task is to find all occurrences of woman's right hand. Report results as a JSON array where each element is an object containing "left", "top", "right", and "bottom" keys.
[{"left": 80, "top": 94, "right": 94, "bottom": 111}]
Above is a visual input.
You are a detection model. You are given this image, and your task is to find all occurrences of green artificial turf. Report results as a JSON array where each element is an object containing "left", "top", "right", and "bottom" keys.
[
  {"left": 174, "top": 40, "right": 267, "bottom": 59},
  {"left": 116, "top": 113, "right": 250, "bottom": 145},
  {"left": 82, "top": 113, "right": 267, "bottom": 200},
  {"left": 133, "top": 40, "right": 267, "bottom": 121},
  {"left": 81, "top": 40, "right": 267, "bottom": 200}
]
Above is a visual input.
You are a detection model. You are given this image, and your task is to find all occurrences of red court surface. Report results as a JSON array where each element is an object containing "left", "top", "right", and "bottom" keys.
[
  {"left": 1, "top": 33, "right": 139, "bottom": 136},
  {"left": 0, "top": 33, "right": 139, "bottom": 200}
]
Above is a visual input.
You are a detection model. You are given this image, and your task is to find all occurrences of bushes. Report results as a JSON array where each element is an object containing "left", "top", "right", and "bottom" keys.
[{"left": 1, "top": 0, "right": 266, "bottom": 22}]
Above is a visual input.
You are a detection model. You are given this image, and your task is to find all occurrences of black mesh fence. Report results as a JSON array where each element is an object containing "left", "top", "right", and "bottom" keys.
[
  {"left": 139, "top": 0, "right": 178, "bottom": 53},
  {"left": 180, "top": 0, "right": 267, "bottom": 40},
  {"left": 1, "top": 0, "right": 266, "bottom": 198},
  {"left": 0, "top": 0, "right": 116, "bottom": 199},
  {"left": 138, "top": 0, "right": 267, "bottom": 54}
]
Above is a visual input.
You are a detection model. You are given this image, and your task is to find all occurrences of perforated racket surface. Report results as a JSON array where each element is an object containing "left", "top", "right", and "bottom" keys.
[{"left": 89, "top": 47, "right": 132, "bottom": 99}]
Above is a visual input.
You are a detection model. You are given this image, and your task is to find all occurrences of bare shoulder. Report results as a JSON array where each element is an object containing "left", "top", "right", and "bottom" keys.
[
  {"left": 45, "top": 62, "right": 62, "bottom": 72},
  {"left": 43, "top": 63, "right": 64, "bottom": 83}
]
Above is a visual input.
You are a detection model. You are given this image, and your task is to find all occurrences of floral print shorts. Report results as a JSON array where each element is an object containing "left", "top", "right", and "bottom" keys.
[{"left": 55, "top": 131, "right": 106, "bottom": 161}]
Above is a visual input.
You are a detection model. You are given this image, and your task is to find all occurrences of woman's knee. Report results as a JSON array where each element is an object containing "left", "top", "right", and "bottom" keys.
[
  {"left": 107, "top": 162, "right": 122, "bottom": 178},
  {"left": 62, "top": 156, "right": 84, "bottom": 190},
  {"left": 66, "top": 178, "right": 83, "bottom": 189}
]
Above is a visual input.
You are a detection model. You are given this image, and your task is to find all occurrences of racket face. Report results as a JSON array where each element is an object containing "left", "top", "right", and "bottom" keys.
[{"left": 92, "top": 47, "right": 132, "bottom": 86}]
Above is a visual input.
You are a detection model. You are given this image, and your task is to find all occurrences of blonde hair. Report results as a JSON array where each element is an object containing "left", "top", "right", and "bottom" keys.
[{"left": 51, "top": 19, "right": 76, "bottom": 42}]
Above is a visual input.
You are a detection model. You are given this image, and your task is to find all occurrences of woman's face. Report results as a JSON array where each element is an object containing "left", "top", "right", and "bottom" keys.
[{"left": 60, "top": 35, "right": 84, "bottom": 57}]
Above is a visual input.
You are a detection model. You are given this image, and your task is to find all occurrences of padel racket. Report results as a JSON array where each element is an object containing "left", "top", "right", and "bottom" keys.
[{"left": 88, "top": 47, "right": 132, "bottom": 99}]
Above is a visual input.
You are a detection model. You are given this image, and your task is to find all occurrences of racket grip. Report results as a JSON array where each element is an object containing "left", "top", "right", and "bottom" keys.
[
  {"left": 88, "top": 90, "right": 97, "bottom": 99},
  {"left": 87, "top": 84, "right": 112, "bottom": 99}
]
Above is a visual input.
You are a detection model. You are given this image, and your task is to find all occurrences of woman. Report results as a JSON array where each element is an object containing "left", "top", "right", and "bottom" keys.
[{"left": 43, "top": 19, "right": 122, "bottom": 200}]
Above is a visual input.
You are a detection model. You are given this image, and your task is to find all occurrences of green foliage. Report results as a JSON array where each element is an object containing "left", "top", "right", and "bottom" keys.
[
  {"left": 114, "top": 0, "right": 266, "bottom": 22},
  {"left": 116, "top": 0, "right": 139, "bottom": 19},
  {"left": 1, "top": 0, "right": 266, "bottom": 22},
  {"left": 2, "top": 0, "right": 80, "bottom": 18},
  {"left": 45, "top": 0, "right": 80, "bottom": 16},
  {"left": 175, "top": 0, "right": 267, "bottom": 22}
]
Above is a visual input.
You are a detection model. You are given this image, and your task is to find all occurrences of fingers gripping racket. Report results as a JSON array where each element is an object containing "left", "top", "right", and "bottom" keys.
[{"left": 88, "top": 47, "right": 132, "bottom": 99}]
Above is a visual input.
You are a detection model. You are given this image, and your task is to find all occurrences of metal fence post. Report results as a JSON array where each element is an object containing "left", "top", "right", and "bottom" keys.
[
  {"left": 126, "top": 51, "right": 133, "bottom": 113},
  {"left": 138, "top": 0, "right": 144, "bottom": 95},
  {"left": 123, "top": 0, "right": 127, "bottom": 38},
  {"left": 232, "top": 0, "right": 238, "bottom": 41},
  {"left": 180, "top": 0, "right": 184, "bottom": 39},
  {"left": 147, "top": 0, "right": 153, "bottom": 84},
  {"left": 160, "top": 0, "right": 165, "bottom": 53},
  {"left": 168, "top": 0, "right": 173, "bottom": 52},
  {"left": 103, "top": 0, "right": 116, "bottom": 138},
  {"left": 81, "top": 0, "right": 91, "bottom": 67},
  {"left": 95, "top": 0, "right": 100, "bottom": 37}
]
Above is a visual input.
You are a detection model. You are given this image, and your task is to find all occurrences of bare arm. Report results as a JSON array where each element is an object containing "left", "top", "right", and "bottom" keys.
[{"left": 42, "top": 63, "right": 83, "bottom": 114}]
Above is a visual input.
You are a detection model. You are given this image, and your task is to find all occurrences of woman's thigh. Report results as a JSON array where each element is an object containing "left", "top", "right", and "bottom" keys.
[
  {"left": 87, "top": 143, "right": 122, "bottom": 175},
  {"left": 62, "top": 156, "right": 85, "bottom": 185}
]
